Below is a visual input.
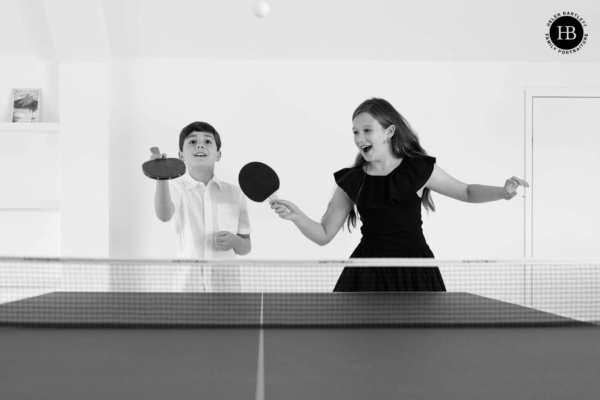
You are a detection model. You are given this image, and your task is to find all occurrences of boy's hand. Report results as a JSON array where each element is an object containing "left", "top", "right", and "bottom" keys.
[
  {"left": 214, "top": 231, "right": 239, "bottom": 251},
  {"left": 149, "top": 149, "right": 166, "bottom": 161}
]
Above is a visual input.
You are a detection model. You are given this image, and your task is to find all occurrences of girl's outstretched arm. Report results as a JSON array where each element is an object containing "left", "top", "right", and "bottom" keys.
[
  {"left": 423, "top": 165, "right": 529, "bottom": 203},
  {"left": 270, "top": 186, "right": 354, "bottom": 246}
]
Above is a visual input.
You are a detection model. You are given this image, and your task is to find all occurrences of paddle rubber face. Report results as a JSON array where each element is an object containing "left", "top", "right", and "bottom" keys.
[
  {"left": 238, "top": 162, "right": 280, "bottom": 202},
  {"left": 142, "top": 147, "right": 186, "bottom": 180},
  {"left": 143, "top": 157, "right": 186, "bottom": 180}
]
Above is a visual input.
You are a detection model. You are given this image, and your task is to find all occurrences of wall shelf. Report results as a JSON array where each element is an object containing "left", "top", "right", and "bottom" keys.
[
  {"left": 0, "top": 123, "right": 59, "bottom": 132},
  {"left": 0, "top": 201, "right": 60, "bottom": 210}
]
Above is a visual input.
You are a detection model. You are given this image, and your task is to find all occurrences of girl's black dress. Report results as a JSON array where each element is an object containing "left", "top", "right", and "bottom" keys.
[{"left": 332, "top": 156, "right": 446, "bottom": 292}]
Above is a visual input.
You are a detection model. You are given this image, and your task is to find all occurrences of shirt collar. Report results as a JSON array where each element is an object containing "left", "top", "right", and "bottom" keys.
[{"left": 180, "top": 170, "right": 223, "bottom": 190}]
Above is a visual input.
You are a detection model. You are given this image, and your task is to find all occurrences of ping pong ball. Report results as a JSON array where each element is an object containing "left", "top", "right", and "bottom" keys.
[{"left": 253, "top": 0, "right": 269, "bottom": 18}]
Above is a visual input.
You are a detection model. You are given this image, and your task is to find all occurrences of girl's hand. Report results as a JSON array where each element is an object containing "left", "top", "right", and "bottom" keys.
[
  {"left": 502, "top": 176, "right": 529, "bottom": 200},
  {"left": 270, "top": 199, "right": 302, "bottom": 221}
]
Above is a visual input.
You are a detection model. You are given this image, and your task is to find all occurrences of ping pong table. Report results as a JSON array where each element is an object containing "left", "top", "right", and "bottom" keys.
[{"left": 1, "top": 291, "right": 599, "bottom": 400}]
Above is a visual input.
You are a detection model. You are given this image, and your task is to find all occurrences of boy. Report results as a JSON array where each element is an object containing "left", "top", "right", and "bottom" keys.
[{"left": 151, "top": 121, "right": 251, "bottom": 292}]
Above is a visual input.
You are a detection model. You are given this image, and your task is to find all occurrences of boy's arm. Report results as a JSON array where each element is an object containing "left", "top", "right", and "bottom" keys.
[
  {"left": 234, "top": 190, "right": 252, "bottom": 255},
  {"left": 234, "top": 234, "right": 251, "bottom": 256},
  {"left": 155, "top": 180, "right": 175, "bottom": 222}
]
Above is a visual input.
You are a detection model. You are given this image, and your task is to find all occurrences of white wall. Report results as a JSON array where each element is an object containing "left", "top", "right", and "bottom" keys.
[
  {"left": 59, "top": 62, "right": 110, "bottom": 258},
  {"left": 109, "top": 58, "right": 600, "bottom": 262}
]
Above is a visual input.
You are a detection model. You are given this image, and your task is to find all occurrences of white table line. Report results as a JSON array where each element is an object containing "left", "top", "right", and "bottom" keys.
[{"left": 256, "top": 293, "right": 265, "bottom": 400}]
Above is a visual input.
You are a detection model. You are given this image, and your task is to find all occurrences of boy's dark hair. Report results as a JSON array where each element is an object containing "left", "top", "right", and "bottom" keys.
[{"left": 179, "top": 122, "right": 222, "bottom": 151}]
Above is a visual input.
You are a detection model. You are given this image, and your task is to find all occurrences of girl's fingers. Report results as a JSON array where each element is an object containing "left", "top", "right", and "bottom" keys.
[{"left": 510, "top": 176, "right": 530, "bottom": 187}]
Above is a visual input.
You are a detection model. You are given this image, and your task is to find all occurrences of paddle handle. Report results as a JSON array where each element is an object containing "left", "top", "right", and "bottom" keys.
[
  {"left": 150, "top": 147, "right": 161, "bottom": 156},
  {"left": 268, "top": 192, "right": 279, "bottom": 202}
]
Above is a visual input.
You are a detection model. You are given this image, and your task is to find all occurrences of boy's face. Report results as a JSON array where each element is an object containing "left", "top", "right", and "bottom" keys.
[{"left": 179, "top": 131, "right": 221, "bottom": 167}]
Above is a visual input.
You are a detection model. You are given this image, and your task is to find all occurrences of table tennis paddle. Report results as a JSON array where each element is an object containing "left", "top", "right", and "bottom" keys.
[
  {"left": 142, "top": 147, "right": 186, "bottom": 180},
  {"left": 238, "top": 161, "right": 280, "bottom": 202}
]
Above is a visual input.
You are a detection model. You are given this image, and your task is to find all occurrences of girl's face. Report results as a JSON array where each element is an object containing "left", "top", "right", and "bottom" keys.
[
  {"left": 352, "top": 112, "right": 394, "bottom": 161},
  {"left": 179, "top": 131, "right": 221, "bottom": 167}
]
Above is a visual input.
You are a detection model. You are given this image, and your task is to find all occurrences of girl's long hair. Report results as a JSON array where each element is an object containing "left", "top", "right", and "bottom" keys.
[{"left": 333, "top": 98, "right": 435, "bottom": 231}]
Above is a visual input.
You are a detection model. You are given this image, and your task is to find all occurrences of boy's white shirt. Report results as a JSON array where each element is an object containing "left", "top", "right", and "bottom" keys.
[{"left": 168, "top": 170, "right": 251, "bottom": 292}]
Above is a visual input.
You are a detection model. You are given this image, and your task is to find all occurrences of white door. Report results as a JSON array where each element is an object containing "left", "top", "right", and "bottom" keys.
[
  {"left": 525, "top": 89, "right": 600, "bottom": 321},
  {"left": 529, "top": 92, "right": 600, "bottom": 258}
]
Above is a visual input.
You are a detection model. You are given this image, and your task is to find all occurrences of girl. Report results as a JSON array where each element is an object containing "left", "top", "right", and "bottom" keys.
[{"left": 271, "top": 98, "right": 528, "bottom": 291}]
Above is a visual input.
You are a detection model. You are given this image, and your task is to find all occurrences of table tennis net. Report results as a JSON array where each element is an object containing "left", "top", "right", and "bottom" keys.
[{"left": 1, "top": 258, "right": 598, "bottom": 327}]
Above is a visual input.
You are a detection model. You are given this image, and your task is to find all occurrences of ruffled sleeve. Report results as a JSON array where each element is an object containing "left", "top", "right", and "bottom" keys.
[
  {"left": 403, "top": 156, "right": 436, "bottom": 193},
  {"left": 333, "top": 156, "right": 436, "bottom": 208},
  {"left": 333, "top": 166, "right": 366, "bottom": 203}
]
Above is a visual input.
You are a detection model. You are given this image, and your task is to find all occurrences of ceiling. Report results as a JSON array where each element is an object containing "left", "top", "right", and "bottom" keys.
[{"left": 1, "top": 0, "right": 598, "bottom": 62}]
